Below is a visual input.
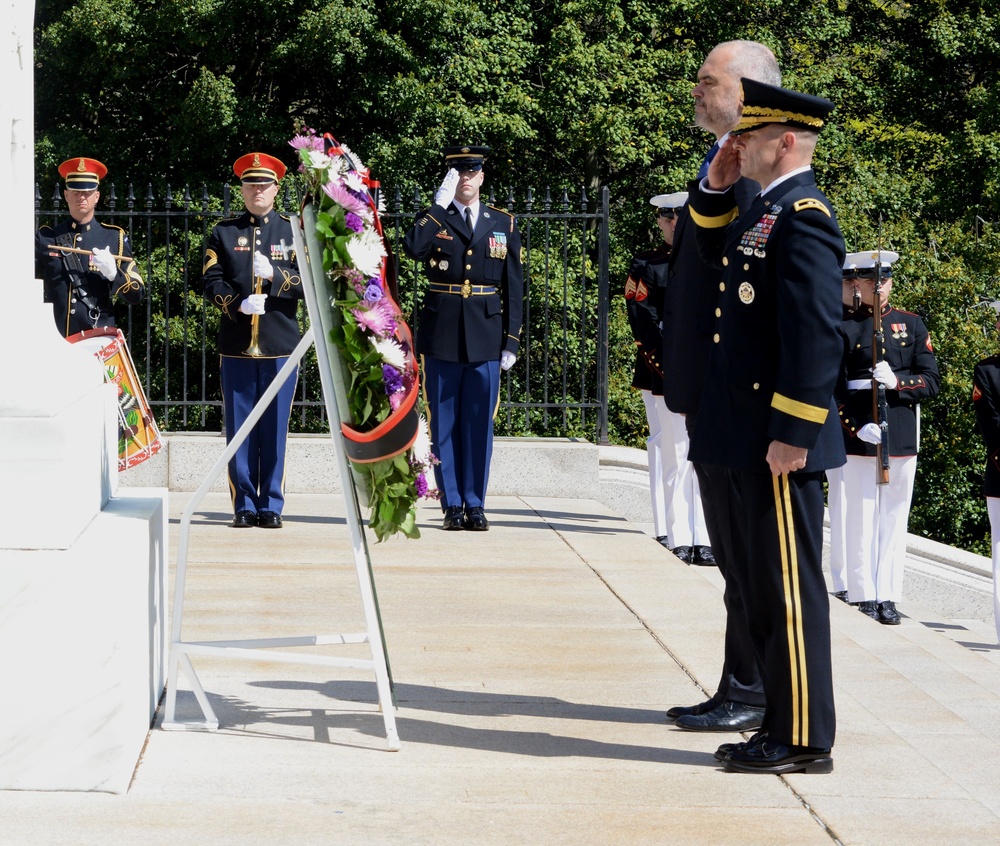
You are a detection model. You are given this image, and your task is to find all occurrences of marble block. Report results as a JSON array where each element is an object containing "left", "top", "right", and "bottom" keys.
[{"left": 0, "top": 489, "right": 168, "bottom": 793}]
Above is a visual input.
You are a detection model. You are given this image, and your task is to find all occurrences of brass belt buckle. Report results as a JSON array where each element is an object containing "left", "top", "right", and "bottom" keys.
[{"left": 461, "top": 281, "right": 472, "bottom": 298}]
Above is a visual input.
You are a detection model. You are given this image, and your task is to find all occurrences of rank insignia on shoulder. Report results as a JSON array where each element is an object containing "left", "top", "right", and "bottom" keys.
[
  {"left": 974, "top": 383, "right": 983, "bottom": 401},
  {"left": 792, "top": 198, "right": 831, "bottom": 217},
  {"left": 624, "top": 276, "right": 638, "bottom": 300},
  {"left": 635, "top": 281, "right": 649, "bottom": 302}
]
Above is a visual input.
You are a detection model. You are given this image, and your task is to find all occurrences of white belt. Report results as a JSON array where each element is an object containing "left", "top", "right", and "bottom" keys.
[{"left": 847, "top": 379, "right": 872, "bottom": 391}]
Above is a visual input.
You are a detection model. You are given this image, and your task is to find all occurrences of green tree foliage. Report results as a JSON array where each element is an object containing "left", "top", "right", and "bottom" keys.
[{"left": 33, "top": 0, "right": 1000, "bottom": 553}]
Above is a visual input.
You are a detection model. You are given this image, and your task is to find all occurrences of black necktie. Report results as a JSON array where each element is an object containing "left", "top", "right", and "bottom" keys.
[{"left": 464, "top": 206, "right": 474, "bottom": 232}]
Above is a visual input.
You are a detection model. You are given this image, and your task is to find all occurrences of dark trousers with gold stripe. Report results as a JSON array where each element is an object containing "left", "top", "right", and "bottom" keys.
[{"left": 725, "top": 468, "right": 836, "bottom": 750}]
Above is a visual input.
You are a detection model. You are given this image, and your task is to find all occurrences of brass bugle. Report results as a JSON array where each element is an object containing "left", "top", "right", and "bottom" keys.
[
  {"left": 243, "top": 272, "right": 264, "bottom": 357},
  {"left": 53, "top": 245, "right": 129, "bottom": 261}
]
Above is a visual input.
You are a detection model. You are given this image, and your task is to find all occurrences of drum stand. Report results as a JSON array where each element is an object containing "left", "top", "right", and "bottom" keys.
[{"left": 161, "top": 214, "right": 399, "bottom": 751}]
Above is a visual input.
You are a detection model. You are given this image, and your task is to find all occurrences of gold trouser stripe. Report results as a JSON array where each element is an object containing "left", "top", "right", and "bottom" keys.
[
  {"left": 493, "top": 363, "right": 502, "bottom": 421},
  {"left": 688, "top": 205, "right": 738, "bottom": 229},
  {"left": 773, "top": 473, "right": 809, "bottom": 746},
  {"left": 420, "top": 354, "right": 431, "bottom": 430},
  {"left": 772, "top": 392, "right": 829, "bottom": 425}
]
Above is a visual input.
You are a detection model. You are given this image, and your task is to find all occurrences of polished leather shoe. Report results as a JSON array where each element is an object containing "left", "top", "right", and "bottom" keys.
[
  {"left": 715, "top": 730, "right": 767, "bottom": 762},
  {"left": 857, "top": 600, "right": 879, "bottom": 620},
  {"left": 464, "top": 506, "right": 489, "bottom": 531},
  {"left": 257, "top": 510, "right": 283, "bottom": 529},
  {"left": 675, "top": 700, "right": 764, "bottom": 732},
  {"left": 442, "top": 506, "right": 465, "bottom": 531},
  {"left": 692, "top": 545, "right": 716, "bottom": 565},
  {"left": 877, "top": 600, "right": 901, "bottom": 625},
  {"left": 833, "top": 590, "right": 849, "bottom": 604},
  {"left": 666, "top": 693, "right": 723, "bottom": 721},
  {"left": 654, "top": 535, "right": 671, "bottom": 549},
  {"left": 671, "top": 546, "right": 694, "bottom": 563},
  {"left": 725, "top": 738, "right": 833, "bottom": 774},
  {"left": 231, "top": 510, "right": 256, "bottom": 528}
]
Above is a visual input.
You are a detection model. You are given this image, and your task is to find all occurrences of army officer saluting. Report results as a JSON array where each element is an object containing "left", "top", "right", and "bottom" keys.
[{"left": 403, "top": 145, "right": 524, "bottom": 532}]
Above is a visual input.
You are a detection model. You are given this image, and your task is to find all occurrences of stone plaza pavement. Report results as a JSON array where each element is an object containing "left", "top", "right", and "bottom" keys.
[{"left": 3, "top": 491, "right": 1000, "bottom": 845}]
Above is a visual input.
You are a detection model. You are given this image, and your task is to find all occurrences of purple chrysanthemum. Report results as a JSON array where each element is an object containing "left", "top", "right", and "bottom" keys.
[
  {"left": 364, "top": 282, "right": 383, "bottom": 302},
  {"left": 351, "top": 298, "right": 397, "bottom": 338},
  {"left": 344, "top": 212, "right": 364, "bottom": 233},
  {"left": 383, "top": 364, "right": 405, "bottom": 394},
  {"left": 323, "top": 180, "right": 369, "bottom": 215},
  {"left": 414, "top": 473, "right": 429, "bottom": 497}
]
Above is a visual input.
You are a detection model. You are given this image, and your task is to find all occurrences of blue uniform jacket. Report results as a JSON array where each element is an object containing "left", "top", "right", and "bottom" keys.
[
  {"left": 202, "top": 211, "right": 303, "bottom": 358},
  {"left": 836, "top": 303, "right": 939, "bottom": 457},
  {"left": 687, "top": 169, "right": 847, "bottom": 473},
  {"left": 973, "top": 354, "right": 1000, "bottom": 497},
  {"left": 35, "top": 218, "right": 145, "bottom": 337},
  {"left": 624, "top": 244, "right": 670, "bottom": 394},
  {"left": 402, "top": 202, "right": 523, "bottom": 363}
]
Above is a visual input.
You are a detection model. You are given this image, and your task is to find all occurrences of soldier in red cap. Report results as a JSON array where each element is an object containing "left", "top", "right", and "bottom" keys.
[
  {"left": 35, "top": 157, "right": 145, "bottom": 337},
  {"left": 202, "top": 152, "right": 303, "bottom": 529}
]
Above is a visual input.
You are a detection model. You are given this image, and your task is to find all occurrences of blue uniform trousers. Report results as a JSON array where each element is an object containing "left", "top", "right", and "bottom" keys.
[
  {"left": 221, "top": 356, "right": 298, "bottom": 516},
  {"left": 423, "top": 357, "right": 500, "bottom": 510}
]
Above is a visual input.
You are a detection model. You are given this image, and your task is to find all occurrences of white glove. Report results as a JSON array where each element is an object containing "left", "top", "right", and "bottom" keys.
[
  {"left": 91, "top": 246, "right": 117, "bottom": 280},
  {"left": 500, "top": 351, "right": 517, "bottom": 371},
  {"left": 253, "top": 250, "right": 274, "bottom": 280},
  {"left": 434, "top": 168, "right": 459, "bottom": 208},
  {"left": 239, "top": 293, "right": 267, "bottom": 315},
  {"left": 857, "top": 422, "right": 883, "bottom": 444},
  {"left": 872, "top": 360, "right": 898, "bottom": 389}
]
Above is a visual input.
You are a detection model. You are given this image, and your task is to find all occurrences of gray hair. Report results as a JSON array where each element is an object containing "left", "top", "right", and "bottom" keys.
[{"left": 721, "top": 40, "right": 782, "bottom": 86}]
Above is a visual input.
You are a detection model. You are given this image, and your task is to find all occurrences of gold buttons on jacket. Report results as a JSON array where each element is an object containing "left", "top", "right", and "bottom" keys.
[
  {"left": 719, "top": 282, "right": 726, "bottom": 292},
  {"left": 713, "top": 333, "right": 720, "bottom": 343},
  {"left": 715, "top": 308, "right": 721, "bottom": 318},
  {"left": 722, "top": 257, "right": 729, "bottom": 266}
]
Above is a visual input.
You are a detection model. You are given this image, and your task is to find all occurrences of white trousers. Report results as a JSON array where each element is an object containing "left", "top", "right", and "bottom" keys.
[
  {"left": 641, "top": 391, "right": 708, "bottom": 545},
  {"left": 842, "top": 453, "right": 918, "bottom": 603},
  {"left": 986, "top": 497, "right": 1000, "bottom": 645},
  {"left": 826, "top": 466, "right": 848, "bottom": 593}
]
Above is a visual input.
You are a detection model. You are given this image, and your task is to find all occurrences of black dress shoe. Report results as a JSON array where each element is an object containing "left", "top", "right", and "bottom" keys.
[
  {"left": 715, "top": 730, "right": 767, "bottom": 762},
  {"left": 231, "top": 510, "right": 256, "bottom": 528},
  {"left": 692, "top": 546, "right": 716, "bottom": 565},
  {"left": 257, "top": 510, "right": 283, "bottom": 529},
  {"left": 877, "top": 600, "right": 901, "bottom": 625},
  {"left": 666, "top": 693, "right": 723, "bottom": 721},
  {"left": 464, "top": 506, "right": 489, "bottom": 531},
  {"left": 725, "top": 738, "right": 833, "bottom": 774},
  {"left": 833, "top": 590, "right": 849, "bottom": 604},
  {"left": 674, "top": 700, "right": 764, "bottom": 732},
  {"left": 671, "top": 546, "right": 694, "bottom": 563},
  {"left": 654, "top": 535, "right": 671, "bottom": 549},
  {"left": 857, "top": 600, "right": 879, "bottom": 620},
  {"left": 442, "top": 506, "right": 465, "bottom": 531}
]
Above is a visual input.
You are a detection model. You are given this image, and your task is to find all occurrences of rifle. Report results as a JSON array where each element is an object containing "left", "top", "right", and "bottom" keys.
[{"left": 872, "top": 227, "right": 890, "bottom": 485}]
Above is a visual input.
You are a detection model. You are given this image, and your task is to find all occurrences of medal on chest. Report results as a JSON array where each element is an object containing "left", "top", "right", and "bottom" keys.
[
  {"left": 489, "top": 232, "right": 508, "bottom": 259},
  {"left": 738, "top": 206, "right": 781, "bottom": 258}
]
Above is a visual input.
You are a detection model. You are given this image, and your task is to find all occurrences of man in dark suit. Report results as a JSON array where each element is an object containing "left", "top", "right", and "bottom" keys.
[
  {"left": 972, "top": 316, "right": 1000, "bottom": 647},
  {"left": 202, "top": 152, "right": 303, "bottom": 530},
  {"left": 36, "top": 157, "right": 145, "bottom": 338},
  {"left": 689, "top": 79, "right": 845, "bottom": 774},
  {"left": 662, "top": 41, "right": 778, "bottom": 735},
  {"left": 402, "top": 146, "right": 524, "bottom": 531}
]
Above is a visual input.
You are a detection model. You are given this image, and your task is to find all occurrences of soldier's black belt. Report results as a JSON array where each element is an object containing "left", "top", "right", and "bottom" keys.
[{"left": 428, "top": 282, "right": 497, "bottom": 298}]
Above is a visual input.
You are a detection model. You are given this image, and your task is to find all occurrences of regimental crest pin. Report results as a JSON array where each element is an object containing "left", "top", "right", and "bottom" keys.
[{"left": 439, "top": 260, "right": 449, "bottom": 271}]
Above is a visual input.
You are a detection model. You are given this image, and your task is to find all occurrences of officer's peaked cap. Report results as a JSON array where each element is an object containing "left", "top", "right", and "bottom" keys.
[
  {"left": 58, "top": 157, "right": 108, "bottom": 191},
  {"left": 443, "top": 145, "right": 491, "bottom": 171},
  {"left": 733, "top": 78, "right": 835, "bottom": 136},
  {"left": 649, "top": 191, "right": 689, "bottom": 210},
  {"left": 233, "top": 152, "right": 287, "bottom": 183}
]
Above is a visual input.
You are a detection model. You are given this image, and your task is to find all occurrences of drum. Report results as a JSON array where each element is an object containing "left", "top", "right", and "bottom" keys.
[{"left": 67, "top": 326, "right": 163, "bottom": 471}]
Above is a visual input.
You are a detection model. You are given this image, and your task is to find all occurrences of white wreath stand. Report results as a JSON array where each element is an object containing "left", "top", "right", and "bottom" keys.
[{"left": 161, "top": 211, "right": 400, "bottom": 750}]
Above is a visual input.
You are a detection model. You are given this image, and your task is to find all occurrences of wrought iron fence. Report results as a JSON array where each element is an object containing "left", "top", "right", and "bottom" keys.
[{"left": 35, "top": 181, "right": 610, "bottom": 443}]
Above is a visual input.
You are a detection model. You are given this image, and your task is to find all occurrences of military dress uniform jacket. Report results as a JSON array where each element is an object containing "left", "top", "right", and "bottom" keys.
[
  {"left": 624, "top": 244, "right": 670, "bottom": 394},
  {"left": 402, "top": 202, "right": 523, "bottom": 363},
  {"left": 202, "top": 211, "right": 303, "bottom": 357},
  {"left": 972, "top": 355, "right": 1000, "bottom": 497},
  {"left": 662, "top": 177, "right": 759, "bottom": 417},
  {"left": 837, "top": 303, "right": 939, "bottom": 457},
  {"left": 35, "top": 218, "right": 145, "bottom": 337},
  {"left": 687, "top": 170, "right": 847, "bottom": 474}
]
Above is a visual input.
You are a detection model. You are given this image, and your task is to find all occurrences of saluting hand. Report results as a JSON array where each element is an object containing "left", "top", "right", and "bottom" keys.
[
  {"left": 434, "top": 168, "right": 459, "bottom": 208},
  {"left": 705, "top": 135, "right": 742, "bottom": 192}
]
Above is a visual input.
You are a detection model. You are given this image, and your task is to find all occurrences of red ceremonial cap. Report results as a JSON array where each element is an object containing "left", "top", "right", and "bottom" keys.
[
  {"left": 58, "top": 157, "right": 108, "bottom": 191},
  {"left": 233, "top": 152, "right": 287, "bottom": 183}
]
